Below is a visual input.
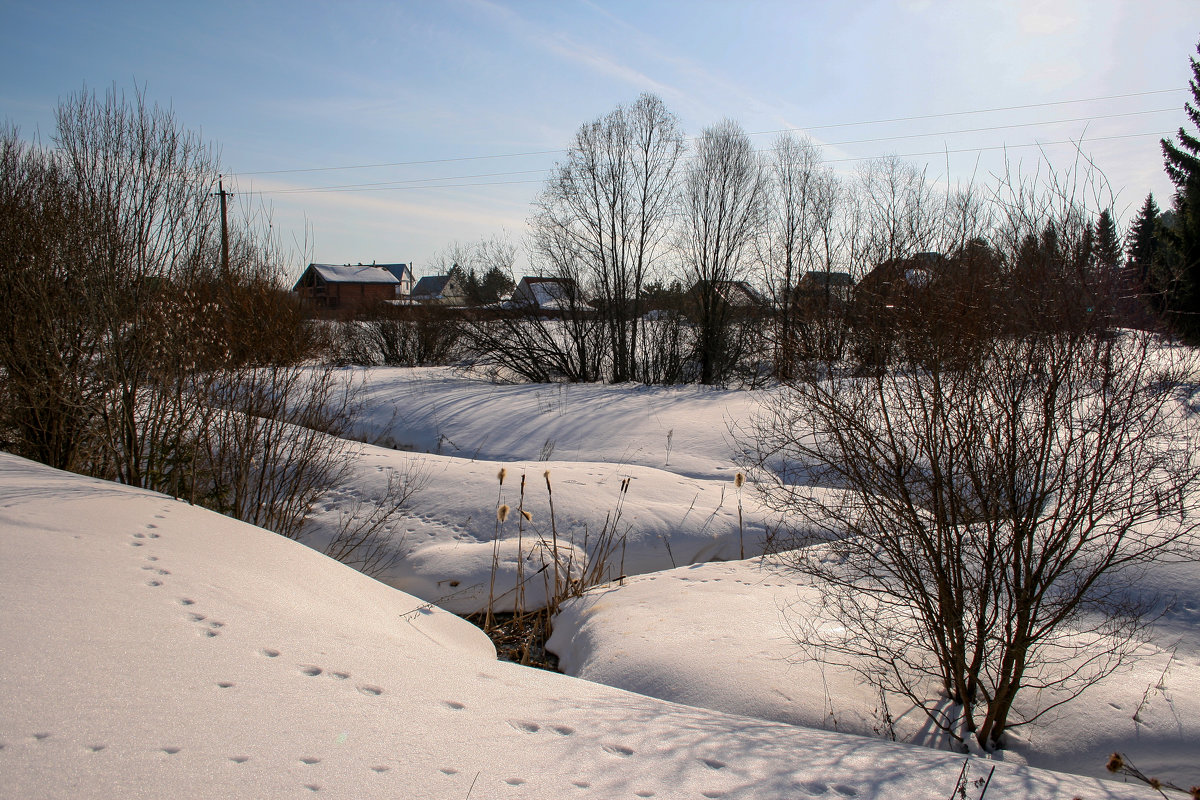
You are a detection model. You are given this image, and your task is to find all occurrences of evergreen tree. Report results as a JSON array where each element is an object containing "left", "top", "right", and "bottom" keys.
[
  {"left": 478, "top": 265, "right": 514, "bottom": 304},
  {"left": 1162, "top": 40, "right": 1200, "bottom": 188},
  {"left": 1094, "top": 209, "right": 1122, "bottom": 273},
  {"left": 1160, "top": 38, "right": 1200, "bottom": 338},
  {"left": 1127, "top": 193, "right": 1161, "bottom": 287}
]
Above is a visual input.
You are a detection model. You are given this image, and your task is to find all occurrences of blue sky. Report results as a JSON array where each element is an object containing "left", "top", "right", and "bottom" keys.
[{"left": 3, "top": 0, "right": 1198, "bottom": 277}]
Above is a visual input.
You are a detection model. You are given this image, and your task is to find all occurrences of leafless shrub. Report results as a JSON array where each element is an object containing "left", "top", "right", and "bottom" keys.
[
  {"left": 352, "top": 304, "right": 464, "bottom": 367},
  {"left": 190, "top": 365, "right": 358, "bottom": 540},
  {"left": 1, "top": 87, "right": 378, "bottom": 572},
  {"left": 322, "top": 461, "right": 428, "bottom": 577},
  {"left": 750, "top": 162, "right": 1200, "bottom": 753}
]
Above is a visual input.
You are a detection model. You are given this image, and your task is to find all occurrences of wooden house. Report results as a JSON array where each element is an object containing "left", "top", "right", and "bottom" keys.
[{"left": 292, "top": 263, "right": 414, "bottom": 313}]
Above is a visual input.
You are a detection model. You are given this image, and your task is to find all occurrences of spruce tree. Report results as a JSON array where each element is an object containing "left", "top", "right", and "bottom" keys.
[
  {"left": 1128, "top": 193, "right": 1161, "bottom": 287},
  {"left": 1160, "top": 39, "right": 1200, "bottom": 337},
  {"left": 1162, "top": 39, "right": 1200, "bottom": 188},
  {"left": 1094, "top": 210, "right": 1122, "bottom": 273}
]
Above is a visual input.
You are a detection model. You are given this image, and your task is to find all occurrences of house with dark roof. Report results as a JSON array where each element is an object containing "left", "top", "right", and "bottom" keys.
[
  {"left": 411, "top": 274, "right": 468, "bottom": 306},
  {"left": 795, "top": 270, "right": 855, "bottom": 304},
  {"left": 507, "top": 277, "right": 581, "bottom": 313},
  {"left": 291, "top": 263, "right": 414, "bottom": 312},
  {"left": 856, "top": 252, "right": 946, "bottom": 305}
]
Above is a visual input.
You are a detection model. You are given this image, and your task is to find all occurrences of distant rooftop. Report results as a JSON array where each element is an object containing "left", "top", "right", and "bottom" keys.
[{"left": 307, "top": 263, "right": 404, "bottom": 284}]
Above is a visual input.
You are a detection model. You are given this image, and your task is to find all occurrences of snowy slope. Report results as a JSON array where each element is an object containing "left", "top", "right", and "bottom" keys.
[
  {"left": 349, "top": 366, "right": 762, "bottom": 481},
  {"left": 301, "top": 432, "right": 780, "bottom": 614},
  {"left": 0, "top": 454, "right": 1154, "bottom": 799},
  {"left": 547, "top": 557, "right": 1200, "bottom": 790}
]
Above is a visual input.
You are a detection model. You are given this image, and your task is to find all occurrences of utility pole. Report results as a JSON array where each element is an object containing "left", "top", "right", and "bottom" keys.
[{"left": 215, "top": 176, "right": 232, "bottom": 291}]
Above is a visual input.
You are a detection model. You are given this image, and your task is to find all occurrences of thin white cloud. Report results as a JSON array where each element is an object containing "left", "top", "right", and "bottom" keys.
[
  {"left": 1016, "top": 0, "right": 1079, "bottom": 36},
  {"left": 460, "top": 0, "right": 680, "bottom": 98}
]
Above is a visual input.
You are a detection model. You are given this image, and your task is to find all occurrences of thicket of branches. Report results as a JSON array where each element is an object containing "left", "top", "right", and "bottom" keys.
[
  {"left": 748, "top": 163, "right": 1200, "bottom": 753},
  {"left": 0, "top": 87, "right": 412, "bottom": 567},
  {"left": 463, "top": 92, "right": 1171, "bottom": 386}
]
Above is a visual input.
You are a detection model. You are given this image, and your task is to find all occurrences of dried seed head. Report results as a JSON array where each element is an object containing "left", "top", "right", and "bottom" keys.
[
  {"left": 498, "top": 468, "right": 507, "bottom": 485},
  {"left": 735, "top": 472, "right": 745, "bottom": 488},
  {"left": 543, "top": 469, "right": 551, "bottom": 480},
  {"left": 1148, "top": 778, "right": 1162, "bottom": 791},
  {"left": 1105, "top": 753, "right": 1124, "bottom": 773},
  {"left": 521, "top": 509, "right": 532, "bottom": 522},
  {"left": 497, "top": 504, "right": 510, "bottom": 523}
]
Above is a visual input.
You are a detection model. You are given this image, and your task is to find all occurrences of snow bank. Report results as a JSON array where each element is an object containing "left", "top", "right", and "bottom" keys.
[
  {"left": 348, "top": 366, "right": 763, "bottom": 481},
  {"left": 299, "top": 441, "right": 779, "bottom": 613},
  {"left": 548, "top": 556, "right": 1200, "bottom": 789},
  {"left": 0, "top": 454, "right": 1152, "bottom": 799}
]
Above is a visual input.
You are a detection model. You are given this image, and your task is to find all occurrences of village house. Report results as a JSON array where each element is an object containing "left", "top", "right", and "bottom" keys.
[
  {"left": 410, "top": 273, "right": 469, "bottom": 306},
  {"left": 795, "top": 270, "right": 855, "bottom": 305},
  {"left": 507, "top": 276, "right": 581, "bottom": 313},
  {"left": 291, "top": 263, "right": 415, "bottom": 313}
]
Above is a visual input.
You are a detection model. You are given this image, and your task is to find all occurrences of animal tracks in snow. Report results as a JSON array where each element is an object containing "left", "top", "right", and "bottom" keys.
[
  {"left": 507, "top": 720, "right": 540, "bottom": 734},
  {"left": 798, "top": 781, "right": 858, "bottom": 797}
]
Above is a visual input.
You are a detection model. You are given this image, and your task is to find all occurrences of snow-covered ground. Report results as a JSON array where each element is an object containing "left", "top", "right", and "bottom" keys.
[
  {"left": 0, "top": 454, "right": 1150, "bottom": 799},
  {"left": 348, "top": 367, "right": 761, "bottom": 481},
  {"left": 3, "top": 364, "right": 1195, "bottom": 796},
  {"left": 547, "top": 557, "right": 1200, "bottom": 789},
  {"left": 338, "top": 366, "right": 1200, "bottom": 789},
  {"left": 300, "top": 367, "right": 781, "bottom": 613}
]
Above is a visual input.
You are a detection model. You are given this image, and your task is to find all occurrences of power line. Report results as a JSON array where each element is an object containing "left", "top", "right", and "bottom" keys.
[
  {"left": 755, "top": 87, "right": 1186, "bottom": 136},
  {"left": 249, "top": 130, "right": 1171, "bottom": 196},
  {"left": 254, "top": 108, "right": 1174, "bottom": 195},
  {"left": 820, "top": 108, "right": 1173, "bottom": 149},
  {"left": 234, "top": 87, "right": 1185, "bottom": 178},
  {"left": 236, "top": 148, "right": 564, "bottom": 177},
  {"left": 264, "top": 168, "right": 551, "bottom": 195},
  {"left": 824, "top": 130, "right": 1172, "bottom": 164}
]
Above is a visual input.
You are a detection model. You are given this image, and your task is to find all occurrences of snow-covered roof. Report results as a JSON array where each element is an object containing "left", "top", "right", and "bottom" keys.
[
  {"left": 308, "top": 264, "right": 402, "bottom": 284},
  {"left": 510, "top": 276, "right": 578, "bottom": 310}
]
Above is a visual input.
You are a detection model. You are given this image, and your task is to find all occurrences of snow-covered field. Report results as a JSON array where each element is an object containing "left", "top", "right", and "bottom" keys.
[
  {"left": 301, "top": 367, "right": 780, "bottom": 613},
  {"left": 3, "top": 454, "right": 1153, "bottom": 799},
  {"left": 2, "top": 364, "right": 1195, "bottom": 797}
]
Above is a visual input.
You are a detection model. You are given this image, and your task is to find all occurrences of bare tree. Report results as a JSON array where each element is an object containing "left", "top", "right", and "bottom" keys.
[
  {"left": 0, "top": 125, "right": 107, "bottom": 472},
  {"left": 52, "top": 85, "right": 222, "bottom": 490},
  {"left": 852, "top": 156, "right": 946, "bottom": 267},
  {"left": 679, "top": 119, "right": 767, "bottom": 385},
  {"left": 758, "top": 133, "right": 841, "bottom": 374},
  {"left": 750, "top": 167, "right": 1200, "bottom": 753},
  {"left": 1, "top": 87, "right": 402, "bottom": 573},
  {"left": 429, "top": 233, "right": 517, "bottom": 305},
  {"left": 529, "top": 93, "right": 684, "bottom": 382}
]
